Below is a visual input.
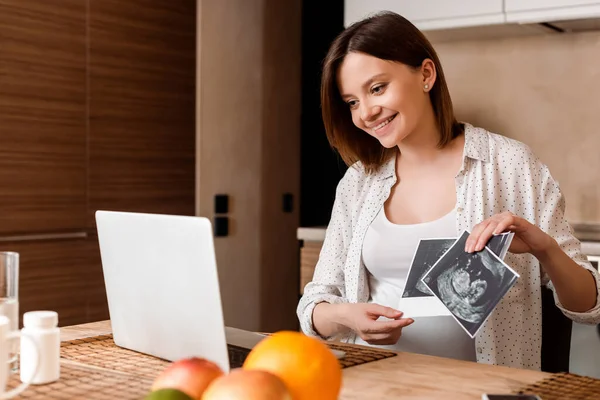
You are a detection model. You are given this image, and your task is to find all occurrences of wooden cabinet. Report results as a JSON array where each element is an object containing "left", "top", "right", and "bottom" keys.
[
  {"left": 196, "top": 0, "right": 301, "bottom": 333},
  {"left": 88, "top": 0, "right": 196, "bottom": 225},
  {"left": 344, "top": 0, "right": 505, "bottom": 30},
  {"left": 0, "top": 0, "right": 196, "bottom": 326},
  {"left": 344, "top": 0, "right": 600, "bottom": 34},
  {"left": 5, "top": 235, "right": 108, "bottom": 326},
  {"left": 505, "top": 0, "right": 600, "bottom": 23},
  {"left": 0, "top": 1, "right": 87, "bottom": 234}
]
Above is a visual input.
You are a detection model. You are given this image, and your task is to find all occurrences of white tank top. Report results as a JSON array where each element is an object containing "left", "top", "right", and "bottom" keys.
[{"left": 356, "top": 205, "right": 476, "bottom": 362}]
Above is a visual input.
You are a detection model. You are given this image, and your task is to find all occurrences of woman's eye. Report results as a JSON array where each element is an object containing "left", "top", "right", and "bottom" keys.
[
  {"left": 371, "top": 84, "right": 387, "bottom": 94},
  {"left": 347, "top": 100, "right": 358, "bottom": 109}
]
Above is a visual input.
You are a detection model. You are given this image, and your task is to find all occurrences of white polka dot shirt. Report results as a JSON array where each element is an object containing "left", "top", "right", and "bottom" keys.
[{"left": 297, "top": 123, "right": 600, "bottom": 371}]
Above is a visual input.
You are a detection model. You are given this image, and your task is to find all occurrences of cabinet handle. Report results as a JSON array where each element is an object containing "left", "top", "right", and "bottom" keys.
[{"left": 0, "top": 232, "right": 88, "bottom": 242}]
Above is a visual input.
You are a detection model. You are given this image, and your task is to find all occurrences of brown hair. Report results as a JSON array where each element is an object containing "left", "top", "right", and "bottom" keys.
[{"left": 321, "top": 11, "right": 463, "bottom": 173}]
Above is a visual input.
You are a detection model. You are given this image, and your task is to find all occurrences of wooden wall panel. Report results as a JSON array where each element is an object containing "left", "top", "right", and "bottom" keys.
[
  {"left": 0, "top": 0, "right": 87, "bottom": 234},
  {"left": 197, "top": 0, "right": 302, "bottom": 332},
  {"left": 300, "top": 241, "right": 322, "bottom": 295},
  {"left": 197, "top": 0, "right": 265, "bottom": 332},
  {"left": 260, "top": 0, "right": 302, "bottom": 332},
  {"left": 88, "top": 0, "right": 196, "bottom": 223},
  {"left": 81, "top": 233, "right": 110, "bottom": 323},
  {"left": 5, "top": 236, "right": 108, "bottom": 327},
  {"left": 0, "top": 0, "right": 196, "bottom": 327}
]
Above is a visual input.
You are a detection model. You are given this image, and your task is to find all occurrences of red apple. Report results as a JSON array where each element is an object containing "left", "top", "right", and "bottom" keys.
[
  {"left": 202, "top": 369, "right": 292, "bottom": 400},
  {"left": 151, "top": 357, "right": 224, "bottom": 400}
]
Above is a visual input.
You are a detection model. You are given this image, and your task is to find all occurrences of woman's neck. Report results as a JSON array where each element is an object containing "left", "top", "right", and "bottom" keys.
[
  {"left": 396, "top": 117, "right": 445, "bottom": 165},
  {"left": 395, "top": 118, "right": 465, "bottom": 175}
]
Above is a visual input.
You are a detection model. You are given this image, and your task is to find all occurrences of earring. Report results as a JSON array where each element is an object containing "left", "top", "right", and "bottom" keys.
[{"left": 424, "top": 84, "right": 429, "bottom": 91}]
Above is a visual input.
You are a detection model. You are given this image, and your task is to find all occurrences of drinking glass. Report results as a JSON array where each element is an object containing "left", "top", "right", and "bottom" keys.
[
  {"left": 0, "top": 253, "right": 19, "bottom": 371},
  {"left": 0, "top": 315, "right": 40, "bottom": 399}
]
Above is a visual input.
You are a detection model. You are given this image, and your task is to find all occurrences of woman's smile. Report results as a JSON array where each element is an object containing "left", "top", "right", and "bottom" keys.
[{"left": 370, "top": 113, "right": 398, "bottom": 136}]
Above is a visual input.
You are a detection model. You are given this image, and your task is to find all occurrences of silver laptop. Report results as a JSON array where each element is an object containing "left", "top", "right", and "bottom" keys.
[{"left": 95, "top": 210, "right": 343, "bottom": 372}]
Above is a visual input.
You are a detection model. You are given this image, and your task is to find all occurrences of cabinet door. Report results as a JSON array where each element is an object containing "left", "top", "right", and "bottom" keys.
[
  {"left": 88, "top": 0, "right": 196, "bottom": 226},
  {"left": 506, "top": 0, "right": 600, "bottom": 12},
  {"left": 8, "top": 236, "right": 108, "bottom": 327},
  {"left": 0, "top": 1, "right": 87, "bottom": 234},
  {"left": 345, "top": 0, "right": 505, "bottom": 30},
  {"left": 505, "top": 0, "right": 600, "bottom": 22}
]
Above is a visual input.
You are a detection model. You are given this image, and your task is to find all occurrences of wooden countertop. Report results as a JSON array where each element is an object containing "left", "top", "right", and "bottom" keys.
[{"left": 60, "top": 320, "right": 550, "bottom": 399}]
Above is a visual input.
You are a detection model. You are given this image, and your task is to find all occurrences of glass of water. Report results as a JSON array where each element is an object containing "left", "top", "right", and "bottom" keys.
[{"left": 0, "top": 252, "right": 19, "bottom": 370}]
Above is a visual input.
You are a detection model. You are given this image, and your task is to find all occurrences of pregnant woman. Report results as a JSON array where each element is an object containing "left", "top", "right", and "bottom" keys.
[{"left": 297, "top": 11, "right": 600, "bottom": 371}]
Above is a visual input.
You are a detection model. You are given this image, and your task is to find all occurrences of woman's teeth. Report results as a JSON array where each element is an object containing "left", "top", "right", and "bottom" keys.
[{"left": 374, "top": 115, "right": 395, "bottom": 131}]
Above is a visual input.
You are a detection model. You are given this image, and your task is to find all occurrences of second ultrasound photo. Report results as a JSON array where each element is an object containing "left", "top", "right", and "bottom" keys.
[{"left": 421, "top": 231, "right": 520, "bottom": 338}]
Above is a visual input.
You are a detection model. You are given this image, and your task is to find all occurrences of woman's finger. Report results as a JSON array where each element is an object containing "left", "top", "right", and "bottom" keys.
[
  {"left": 473, "top": 219, "right": 502, "bottom": 252},
  {"left": 492, "top": 212, "right": 517, "bottom": 235},
  {"left": 362, "top": 318, "right": 414, "bottom": 334},
  {"left": 362, "top": 328, "right": 405, "bottom": 345},
  {"left": 365, "top": 303, "right": 403, "bottom": 319},
  {"left": 466, "top": 219, "right": 492, "bottom": 252}
]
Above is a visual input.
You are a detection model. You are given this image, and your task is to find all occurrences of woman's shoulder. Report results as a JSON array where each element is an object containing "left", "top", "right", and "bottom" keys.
[
  {"left": 464, "top": 123, "right": 543, "bottom": 168},
  {"left": 334, "top": 161, "right": 368, "bottom": 198},
  {"left": 338, "top": 158, "right": 392, "bottom": 188},
  {"left": 332, "top": 158, "right": 392, "bottom": 208}
]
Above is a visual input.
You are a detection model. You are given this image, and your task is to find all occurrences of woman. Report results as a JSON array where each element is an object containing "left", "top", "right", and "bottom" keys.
[{"left": 296, "top": 11, "right": 600, "bottom": 370}]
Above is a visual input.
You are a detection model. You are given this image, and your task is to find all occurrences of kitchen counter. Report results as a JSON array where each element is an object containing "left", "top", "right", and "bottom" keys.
[
  {"left": 61, "top": 321, "right": 552, "bottom": 399},
  {"left": 297, "top": 226, "right": 327, "bottom": 242}
]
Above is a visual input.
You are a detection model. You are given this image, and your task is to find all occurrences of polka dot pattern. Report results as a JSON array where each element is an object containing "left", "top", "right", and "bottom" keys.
[{"left": 296, "top": 123, "right": 600, "bottom": 371}]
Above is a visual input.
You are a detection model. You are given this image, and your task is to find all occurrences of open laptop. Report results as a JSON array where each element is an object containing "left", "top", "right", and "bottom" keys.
[{"left": 95, "top": 210, "right": 344, "bottom": 372}]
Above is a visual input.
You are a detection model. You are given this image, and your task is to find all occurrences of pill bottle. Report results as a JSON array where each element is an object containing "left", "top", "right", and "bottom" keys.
[{"left": 20, "top": 311, "right": 60, "bottom": 384}]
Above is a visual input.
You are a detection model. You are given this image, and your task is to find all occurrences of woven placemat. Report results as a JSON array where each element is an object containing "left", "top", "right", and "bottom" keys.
[
  {"left": 7, "top": 361, "right": 151, "bottom": 399},
  {"left": 515, "top": 372, "right": 600, "bottom": 399},
  {"left": 61, "top": 334, "right": 396, "bottom": 376},
  {"left": 61, "top": 335, "right": 170, "bottom": 379},
  {"left": 328, "top": 341, "right": 397, "bottom": 368}
]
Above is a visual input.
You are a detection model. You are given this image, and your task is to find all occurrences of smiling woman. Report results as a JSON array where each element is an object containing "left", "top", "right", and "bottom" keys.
[
  {"left": 320, "top": 11, "right": 461, "bottom": 174},
  {"left": 297, "top": 10, "right": 600, "bottom": 372}
]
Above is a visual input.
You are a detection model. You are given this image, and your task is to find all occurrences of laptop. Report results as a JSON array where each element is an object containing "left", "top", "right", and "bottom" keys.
[{"left": 95, "top": 210, "right": 344, "bottom": 372}]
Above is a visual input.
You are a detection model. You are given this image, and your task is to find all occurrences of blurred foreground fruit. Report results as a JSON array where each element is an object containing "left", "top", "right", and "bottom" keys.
[
  {"left": 202, "top": 369, "right": 292, "bottom": 400},
  {"left": 243, "top": 331, "right": 342, "bottom": 400},
  {"left": 144, "top": 388, "right": 193, "bottom": 400},
  {"left": 151, "top": 357, "right": 224, "bottom": 400}
]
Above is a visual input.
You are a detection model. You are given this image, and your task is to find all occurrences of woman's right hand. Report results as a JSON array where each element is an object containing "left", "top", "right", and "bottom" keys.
[{"left": 339, "top": 303, "right": 414, "bottom": 345}]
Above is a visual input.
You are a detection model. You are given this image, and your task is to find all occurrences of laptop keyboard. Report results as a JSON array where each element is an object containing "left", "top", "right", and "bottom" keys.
[{"left": 227, "top": 344, "right": 251, "bottom": 368}]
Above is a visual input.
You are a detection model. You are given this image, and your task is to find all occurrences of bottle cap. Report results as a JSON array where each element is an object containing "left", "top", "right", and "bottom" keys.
[{"left": 23, "top": 311, "right": 58, "bottom": 329}]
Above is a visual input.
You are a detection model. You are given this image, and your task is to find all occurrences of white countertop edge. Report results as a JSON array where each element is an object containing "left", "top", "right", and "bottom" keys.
[
  {"left": 582, "top": 241, "right": 600, "bottom": 257},
  {"left": 297, "top": 227, "right": 326, "bottom": 242},
  {"left": 298, "top": 227, "right": 600, "bottom": 256}
]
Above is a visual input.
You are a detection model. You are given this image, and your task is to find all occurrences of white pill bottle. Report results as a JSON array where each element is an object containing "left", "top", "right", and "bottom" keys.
[{"left": 20, "top": 311, "right": 60, "bottom": 385}]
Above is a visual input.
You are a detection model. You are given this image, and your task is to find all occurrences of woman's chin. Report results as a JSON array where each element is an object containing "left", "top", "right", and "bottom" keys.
[
  {"left": 377, "top": 134, "right": 399, "bottom": 149},
  {"left": 378, "top": 141, "right": 397, "bottom": 149}
]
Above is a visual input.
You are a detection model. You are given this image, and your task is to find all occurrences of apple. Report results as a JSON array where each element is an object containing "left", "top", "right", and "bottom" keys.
[
  {"left": 144, "top": 388, "right": 194, "bottom": 400},
  {"left": 202, "top": 369, "right": 292, "bottom": 400},
  {"left": 151, "top": 357, "right": 224, "bottom": 400}
]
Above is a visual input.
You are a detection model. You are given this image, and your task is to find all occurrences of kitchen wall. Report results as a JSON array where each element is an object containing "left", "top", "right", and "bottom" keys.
[{"left": 433, "top": 30, "right": 600, "bottom": 225}]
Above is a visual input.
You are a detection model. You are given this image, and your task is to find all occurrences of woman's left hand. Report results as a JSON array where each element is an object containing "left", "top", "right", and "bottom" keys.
[{"left": 465, "top": 211, "right": 557, "bottom": 258}]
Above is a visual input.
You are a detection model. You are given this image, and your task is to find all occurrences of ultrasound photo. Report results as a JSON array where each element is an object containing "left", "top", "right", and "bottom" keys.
[
  {"left": 402, "top": 239, "right": 454, "bottom": 298},
  {"left": 402, "top": 232, "right": 514, "bottom": 299},
  {"left": 420, "top": 231, "right": 519, "bottom": 338},
  {"left": 486, "top": 232, "right": 515, "bottom": 260}
]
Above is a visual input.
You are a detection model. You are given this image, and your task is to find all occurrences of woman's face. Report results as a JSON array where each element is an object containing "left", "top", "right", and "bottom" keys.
[{"left": 337, "top": 52, "right": 434, "bottom": 148}]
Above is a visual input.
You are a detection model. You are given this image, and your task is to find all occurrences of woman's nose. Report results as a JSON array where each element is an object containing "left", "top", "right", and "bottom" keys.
[{"left": 360, "top": 103, "right": 381, "bottom": 123}]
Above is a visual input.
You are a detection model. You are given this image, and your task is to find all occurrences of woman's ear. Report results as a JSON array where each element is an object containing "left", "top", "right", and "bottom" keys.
[{"left": 421, "top": 59, "right": 437, "bottom": 92}]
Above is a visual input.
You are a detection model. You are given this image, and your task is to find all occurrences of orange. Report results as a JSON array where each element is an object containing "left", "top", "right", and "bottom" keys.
[{"left": 242, "top": 331, "right": 342, "bottom": 400}]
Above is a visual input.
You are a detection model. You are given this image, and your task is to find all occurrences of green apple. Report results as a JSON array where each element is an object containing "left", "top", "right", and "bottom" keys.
[{"left": 144, "top": 388, "right": 193, "bottom": 400}]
